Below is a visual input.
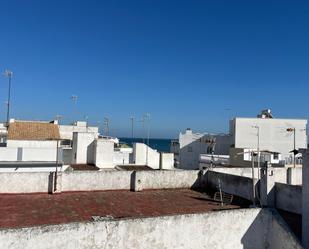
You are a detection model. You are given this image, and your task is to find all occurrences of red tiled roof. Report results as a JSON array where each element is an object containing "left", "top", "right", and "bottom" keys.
[
  {"left": 0, "top": 189, "right": 244, "bottom": 228},
  {"left": 7, "top": 121, "right": 60, "bottom": 141}
]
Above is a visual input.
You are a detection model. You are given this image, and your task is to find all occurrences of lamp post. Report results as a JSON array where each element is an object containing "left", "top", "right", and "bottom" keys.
[
  {"left": 3, "top": 70, "right": 13, "bottom": 125},
  {"left": 287, "top": 128, "right": 296, "bottom": 168},
  {"left": 130, "top": 116, "right": 134, "bottom": 141},
  {"left": 252, "top": 125, "right": 260, "bottom": 180}
]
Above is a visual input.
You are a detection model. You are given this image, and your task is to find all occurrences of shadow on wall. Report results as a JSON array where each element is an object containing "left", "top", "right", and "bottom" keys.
[
  {"left": 190, "top": 170, "right": 208, "bottom": 190},
  {"left": 241, "top": 209, "right": 271, "bottom": 249},
  {"left": 241, "top": 209, "right": 302, "bottom": 249}
]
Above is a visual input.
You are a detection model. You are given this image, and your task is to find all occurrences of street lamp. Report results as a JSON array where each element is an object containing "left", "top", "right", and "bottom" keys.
[
  {"left": 3, "top": 70, "right": 13, "bottom": 125},
  {"left": 130, "top": 116, "right": 134, "bottom": 141},
  {"left": 286, "top": 128, "right": 297, "bottom": 168},
  {"left": 252, "top": 125, "right": 260, "bottom": 180}
]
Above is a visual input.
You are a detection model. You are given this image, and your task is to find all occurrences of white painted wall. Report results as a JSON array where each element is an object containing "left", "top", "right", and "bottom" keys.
[
  {"left": 210, "top": 166, "right": 302, "bottom": 185},
  {"left": 0, "top": 170, "right": 205, "bottom": 193},
  {"left": 134, "top": 170, "right": 203, "bottom": 191},
  {"left": 93, "top": 139, "right": 114, "bottom": 168},
  {"left": 231, "top": 118, "right": 307, "bottom": 159},
  {"left": 7, "top": 140, "right": 57, "bottom": 148},
  {"left": 72, "top": 132, "right": 96, "bottom": 164},
  {"left": 133, "top": 143, "right": 160, "bottom": 169},
  {"left": 113, "top": 151, "right": 130, "bottom": 165},
  {"left": 0, "top": 209, "right": 301, "bottom": 249},
  {"left": 160, "top": 153, "right": 174, "bottom": 170},
  {"left": 0, "top": 172, "right": 51, "bottom": 193},
  {"left": 0, "top": 147, "right": 62, "bottom": 162},
  {"left": 62, "top": 171, "right": 132, "bottom": 191},
  {"left": 301, "top": 148, "right": 309, "bottom": 248},
  {"left": 59, "top": 123, "right": 99, "bottom": 140}
]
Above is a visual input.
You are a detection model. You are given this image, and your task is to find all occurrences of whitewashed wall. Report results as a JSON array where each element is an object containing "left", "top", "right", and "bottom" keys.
[
  {"left": 0, "top": 147, "right": 61, "bottom": 162},
  {"left": 232, "top": 118, "right": 307, "bottom": 159},
  {"left": 72, "top": 132, "right": 96, "bottom": 164},
  {"left": 160, "top": 153, "right": 174, "bottom": 170},
  {"left": 7, "top": 140, "right": 57, "bottom": 148},
  {"left": 93, "top": 139, "right": 114, "bottom": 168},
  {"left": 0, "top": 209, "right": 301, "bottom": 249},
  {"left": 133, "top": 143, "right": 160, "bottom": 169}
]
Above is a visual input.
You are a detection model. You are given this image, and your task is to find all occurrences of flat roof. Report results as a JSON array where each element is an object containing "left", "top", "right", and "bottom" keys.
[
  {"left": 233, "top": 117, "right": 307, "bottom": 122},
  {"left": 0, "top": 189, "right": 246, "bottom": 229}
]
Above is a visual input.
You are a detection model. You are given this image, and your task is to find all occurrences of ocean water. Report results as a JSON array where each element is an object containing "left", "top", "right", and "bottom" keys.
[{"left": 119, "top": 138, "right": 172, "bottom": 152}]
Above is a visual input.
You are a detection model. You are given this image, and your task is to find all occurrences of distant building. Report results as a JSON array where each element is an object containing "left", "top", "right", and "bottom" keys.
[
  {"left": 178, "top": 128, "right": 232, "bottom": 169},
  {"left": 177, "top": 110, "right": 308, "bottom": 169},
  {"left": 229, "top": 111, "right": 307, "bottom": 166},
  {"left": 0, "top": 119, "right": 174, "bottom": 172},
  {"left": 0, "top": 120, "right": 62, "bottom": 172}
]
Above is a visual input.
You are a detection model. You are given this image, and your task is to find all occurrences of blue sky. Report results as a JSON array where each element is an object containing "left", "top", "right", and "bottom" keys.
[{"left": 0, "top": 0, "right": 308, "bottom": 138}]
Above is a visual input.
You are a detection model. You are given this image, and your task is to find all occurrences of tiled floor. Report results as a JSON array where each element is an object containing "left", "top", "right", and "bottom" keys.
[{"left": 0, "top": 189, "right": 242, "bottom": 228}]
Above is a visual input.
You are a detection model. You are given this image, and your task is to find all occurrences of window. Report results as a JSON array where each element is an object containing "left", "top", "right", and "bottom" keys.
[
  {"left": 273, "top": 153, "right": 279, "bottom": 160},
  {"left": 187, "top": 146, "right": 193, "bottom": 152}
]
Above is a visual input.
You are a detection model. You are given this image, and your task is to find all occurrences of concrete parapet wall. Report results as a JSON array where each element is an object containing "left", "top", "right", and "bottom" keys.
[
  {"left": 133, "top": 143, "right": 160, "bottom": 169},
  {"left": 211, "top": 167, "right": 302, "bottom": 185},
  {"left": 207, "top": 171, "right": 254, "bottom": 201},
  {"left": 0, "top": 170, "right": 206, "bottom": 194},
  {"left": 133, "top": 170, "right": 205, "bottom": 191},
  {"left": 275, "top": 183, "right": 302, "bottom": 214},
  {"left": 61, "top": 171, "right": 133, "bottom": 192},
  {"left": 160, "top": 153, "right": 174, "bottom": 170},
  {"left": 0, "top": 172, "right": 52, "bottom": 193},
  {"left": 0, "top": 208, "right": 301, "bottom": 249},
  {"left": 0, "top": 147, "right": 61, "bottom": 162},
  {"left": 269, "top": 210, "right": 303, "bottom": 249}
]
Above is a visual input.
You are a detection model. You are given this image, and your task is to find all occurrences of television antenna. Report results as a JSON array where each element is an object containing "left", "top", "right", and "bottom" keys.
[
  {"left": 104, "top": 117, "right": 110, "bottom": 136},
  {"left": 71, "top": 95, "right": 78, "bottom": 104}
]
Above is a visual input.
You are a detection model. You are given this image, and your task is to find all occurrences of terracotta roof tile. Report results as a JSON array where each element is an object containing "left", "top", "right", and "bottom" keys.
[{"left": 7, "top": 121, "right": 60, "bottom": 141}]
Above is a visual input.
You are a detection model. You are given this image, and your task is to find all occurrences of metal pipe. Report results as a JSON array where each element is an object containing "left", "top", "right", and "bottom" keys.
[
  {"left": 251, "top": 151, "right": 256, "bottom": 206},
  {"left": 3, "top": 70, "right": 13, "bottom": 125},
  {"left": 54, "top": 140, "right": 59, "bottom": 192}
]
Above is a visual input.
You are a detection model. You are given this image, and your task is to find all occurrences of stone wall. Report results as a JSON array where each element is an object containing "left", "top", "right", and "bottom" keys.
[{"left": 0, "top": 208, "right": 301, "bottom": 249}]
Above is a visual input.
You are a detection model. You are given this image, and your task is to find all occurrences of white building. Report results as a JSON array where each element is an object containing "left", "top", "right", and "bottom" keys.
[
  {"left": 230, "top": 111, "right": 307, "bottom": 166},
  {"left": 178, "top": 128, "right": 232, "bottom": 169},
  {"left": 178, "top": 110, "right": 308, "bottom": 170},
  {"left": 0, "top": 123, "right": 7, "bottom": 144},
  {"left": 0, "top": 120, "right": 62, "bottom": 172}
]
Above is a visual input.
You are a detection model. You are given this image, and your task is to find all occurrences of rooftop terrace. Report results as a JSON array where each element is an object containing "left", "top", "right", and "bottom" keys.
[{"left": 0, "top": 189, "right": 245, "bottom": 229}]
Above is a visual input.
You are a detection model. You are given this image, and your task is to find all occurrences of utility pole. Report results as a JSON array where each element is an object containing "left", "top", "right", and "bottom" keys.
[
  {"left": 3, "top": 70, "right": 13, "bottom": 126},
  {"left": 130, "top": 116, "right": 134, "bottom": 140}
]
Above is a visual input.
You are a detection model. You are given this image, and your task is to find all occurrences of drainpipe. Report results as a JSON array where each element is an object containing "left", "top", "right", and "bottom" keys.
[{"left": 54, "top": 139, "right": 59, "bottom": 192}]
